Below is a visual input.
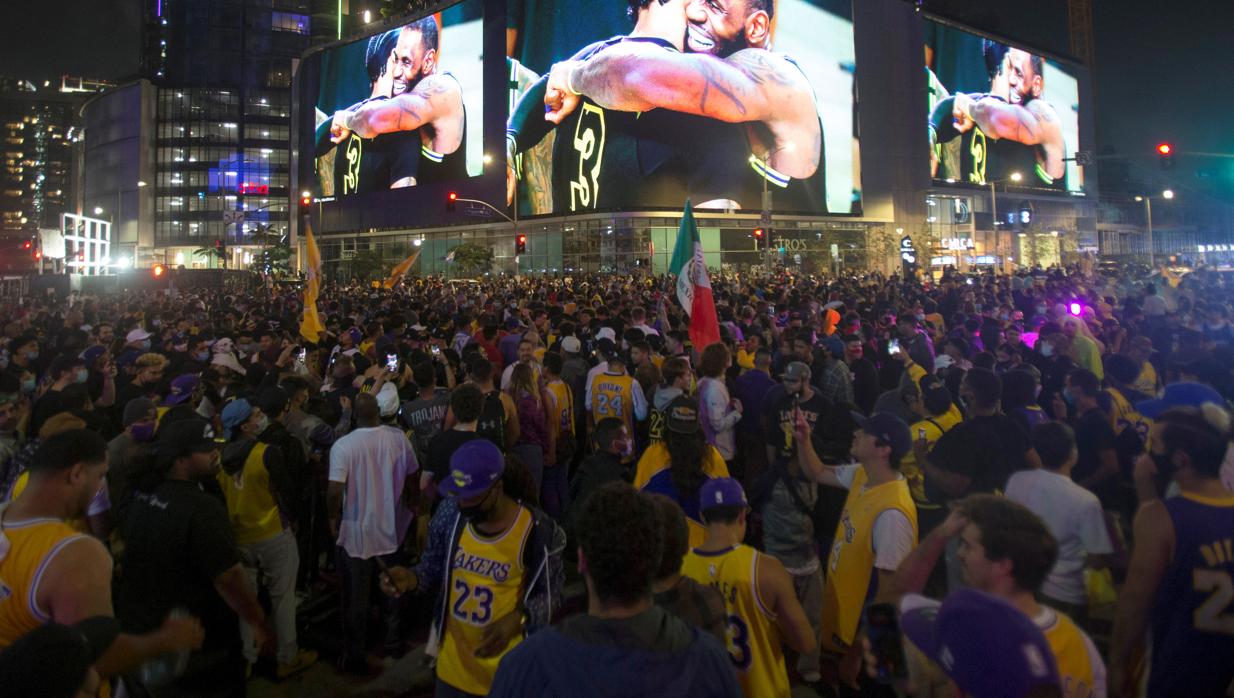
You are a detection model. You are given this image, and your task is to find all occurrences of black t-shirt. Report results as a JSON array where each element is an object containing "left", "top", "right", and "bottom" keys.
[
  {"left": 115, "top": 479, "right": 240, "bottom": 650},
  {"left": 762, "top": 385, "right": 832, "bottom": 462},
  {"left": 1072, "top": 407, "right": 1119, "bottom": 508},
  {"left": 927, "top": 414, "right": 1029, "bottom": 501},
  {"left": 426, "top": 429, "right": 483, "bottom": 483}
]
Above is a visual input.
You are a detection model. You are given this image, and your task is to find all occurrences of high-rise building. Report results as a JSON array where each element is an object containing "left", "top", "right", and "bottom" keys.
[{"left": 0, "top": 77, "right": 107, "bottom": 235}]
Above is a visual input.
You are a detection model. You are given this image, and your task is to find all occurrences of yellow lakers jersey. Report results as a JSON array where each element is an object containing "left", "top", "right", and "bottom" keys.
[
  {"left": 821, "top": 468, "right": 917, "bottom": 652},
  {"left": 437, "top": 506, "right": 532, "bottom": 695},
  {"left": 682, "top": 544, "right": 790, "bottom": 698},
  {"left": 8, "top": 473, "right": 93, "bottom": 535},
  {"left": 1106, "top": 387, "right": 1151, "bottom": 444},
  {"left": 901, "top": 406, "right": 962, "bottom": 508},
  {"left": 0, "top": 517, "right": 89, "bottom": 648},
  {"left": 1041, "top": 608, "right": 1105, "bottom": 698},
  {"left": 216, "top": 443, "right": 283, "bottom": 546},
  {"left": 591, "top": 373, "right": 635, "bottom": 433},
  {"left": 545, "top": 380, "right": 574, "bottom": 435}
]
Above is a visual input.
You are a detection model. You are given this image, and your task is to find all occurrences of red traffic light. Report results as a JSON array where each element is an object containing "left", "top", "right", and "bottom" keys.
[
  {"left": 517, "top": 235, "right": 527, "bottom": 244},
  {"left": 22, "top": 241, "right": 30, "bottom": 249},
  {"left": 1157, "top": 143, "right": 1173, "bottom": 156},
  {"left": 300, "top": 195, "right": 312, "bottom": 207},
  {"left": 448, "top": 192, "right": 458, "bottom": 201},
  {"left": 752, "top": 228, "right": 764, "bottom": 238},
  {"left": 152, "top": 264, "right": 165, "bottom": 278}
]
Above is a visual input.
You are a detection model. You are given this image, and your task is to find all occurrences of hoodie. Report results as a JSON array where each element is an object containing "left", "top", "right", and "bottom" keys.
[{"left": 489, "top": 606, "right": 739, "bottom": 698}]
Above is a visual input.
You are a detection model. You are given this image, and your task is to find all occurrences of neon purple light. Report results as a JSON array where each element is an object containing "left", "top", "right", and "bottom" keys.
[{"left": 1069, "top": 302, "right": 1082, "bottom": 316}]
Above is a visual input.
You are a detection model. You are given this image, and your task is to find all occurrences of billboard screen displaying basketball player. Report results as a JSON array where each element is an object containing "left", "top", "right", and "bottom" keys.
[
  {"left": 925, "top": 19, "right": 1083, "bottom": 193},
  {"left": 309, "top": 0, "right": 484, "bottom": 198},
  {"left": 505, "top": 0, "right": 861, "bottom": 217}
]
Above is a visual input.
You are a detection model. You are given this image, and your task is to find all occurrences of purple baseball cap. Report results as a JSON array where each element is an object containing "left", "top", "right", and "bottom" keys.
[
  {"left": 163, "top": 374, "right": 201, "bottom": 406},
  {"left": 438, "top": 439, "right": 504, "bottom": 499},
  {"left": 900, "top": 589, "right": 1060, "bottom": 698},
  {"left": 699, "top": 477, "right": 748, "bottom": 512},
  {"left": 1135, "top": 381, "right": 1225, "bottom": 419}
]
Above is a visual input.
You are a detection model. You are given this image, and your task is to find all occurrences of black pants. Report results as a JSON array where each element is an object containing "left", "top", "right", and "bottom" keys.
[{"left": 337, "top": 546, "right": 407, "bottom": 663}]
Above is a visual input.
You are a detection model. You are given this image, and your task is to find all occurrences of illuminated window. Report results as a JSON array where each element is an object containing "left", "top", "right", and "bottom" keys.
[{"left": 271, "top": 11, "right": 309, "bottom": 34}]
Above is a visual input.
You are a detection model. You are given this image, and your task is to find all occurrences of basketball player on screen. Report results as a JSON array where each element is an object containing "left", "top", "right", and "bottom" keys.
[
  {"left": 542, "top": 0, "right": 829, "bottom": 213},
  {"left": 329, "top": 16, "right": 470, "bottom": 184}
]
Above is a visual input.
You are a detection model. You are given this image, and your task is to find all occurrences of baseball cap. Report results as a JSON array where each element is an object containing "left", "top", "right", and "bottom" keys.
[
  {"left": 596, "top": 327, "right": 617, "bottom": 342},
  {"left": 220, "top": 399, "right": 255, "bottom": 438},
  {"left": 122, "top": 397, "right": 156, "bottom": 427},
  {"left": 163, "top": 374, "right": 201, "bottom": 406},
  {"left": 561, "top": 336, "right": 582, "bottom": 354},
  {"left": 211, "top": 352, "right": 247, "bottom": 375},
  {"left": 595, "top": 337, "right": 617, "bottom": 358},
  {"left": 666, "top": 396, "right": 700, "bottom": 435},
  {"left": 156, "top": 417, "right": 219, "bottom": 458},
  {"left": 850, "top": 411, "right": 912, "bottom": 463},
  {"left": 0, "top": 616, "right": 121, "bottom": 698},
  {"left": 699, "top": 477, "right": 747, "bottom": 511},
  {"left": 899, "top": 590, "right": 1061, "bottom": 698},
  {"left": 782, "top": 361, "right": 811, "bottom": 384},
  {"left": 126, "top": 328, "right": 151, "bottom": 343},
  {"left": 79, "top": 345, "right": 106, "bottom": 365},
  {"left": 1136, "top": 382, "right": 1225, "bottom": 419},
  {"left": 438, "top": 439, "right": 504, "bottom": 499}
]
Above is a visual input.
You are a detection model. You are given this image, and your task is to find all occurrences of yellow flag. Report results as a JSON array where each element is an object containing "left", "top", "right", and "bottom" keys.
[
  {"left": 300, "top": 223, "right": 325, "bottom": 343},
  {"left": 382, "top": 248, "right": 421, "bottom": 289}
]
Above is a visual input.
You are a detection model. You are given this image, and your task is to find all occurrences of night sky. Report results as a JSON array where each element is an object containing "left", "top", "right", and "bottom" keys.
[{"left": 1, "top": 0, "right": 1230, "bottom": 195}]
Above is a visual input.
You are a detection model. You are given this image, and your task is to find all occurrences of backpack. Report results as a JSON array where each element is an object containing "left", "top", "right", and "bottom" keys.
[{"left": 477, "top": 389, "right": 508, "bottom": 450}]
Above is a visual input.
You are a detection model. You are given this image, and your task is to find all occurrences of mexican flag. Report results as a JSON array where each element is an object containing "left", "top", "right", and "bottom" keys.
[{"left": 668, "top": 200, "right": 721, "bottom": 350}]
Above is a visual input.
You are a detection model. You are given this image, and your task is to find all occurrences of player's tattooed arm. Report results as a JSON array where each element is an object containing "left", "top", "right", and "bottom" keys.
[
  {"left": 546, "top": 43, "right": 808, "bottom": 125},
  {"left": 331, "top": 75, "right": 459, "bottom": 141},
  {"left": 971, "top": 97, "right": 1065, "bottom": 177}
]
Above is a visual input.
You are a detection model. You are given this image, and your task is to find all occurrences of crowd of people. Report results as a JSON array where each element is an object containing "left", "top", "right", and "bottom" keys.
[{"left": 1, "top": 263, "right": 1233, "bottom": 697}]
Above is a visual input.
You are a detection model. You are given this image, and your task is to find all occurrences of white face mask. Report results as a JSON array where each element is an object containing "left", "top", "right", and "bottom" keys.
[{"left": 1040, "top": 343, "right": 1054, "bottom": 357}]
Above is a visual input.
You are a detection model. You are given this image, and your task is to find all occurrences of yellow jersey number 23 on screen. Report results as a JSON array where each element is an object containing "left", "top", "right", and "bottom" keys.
[{"left": 570, "top": 103, "right": 606, "bottom": 210}]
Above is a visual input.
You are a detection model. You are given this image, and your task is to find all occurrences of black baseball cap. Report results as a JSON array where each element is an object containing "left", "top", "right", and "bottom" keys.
[
  {"left": 850, "top": 411, "right": 912, "bottom": 463},
  {"left": 156, "top": 417, "right": 220, "bottom": 458}
]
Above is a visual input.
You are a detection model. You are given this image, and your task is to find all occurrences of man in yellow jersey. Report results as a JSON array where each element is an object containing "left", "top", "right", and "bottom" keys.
[
  {"left": 587, "top": 355, "right": 648, "bottom": 461},
  {"left": 903, "top": 376, "right": 962, "bottom": 538},
  {"left": 888, "top": 495, "right": 1106, "bottom": 698},
  {"left": 681, "top": 477, "right": 815, "bottom": 697},
  {"left": 380, "top": 439, "right": 564, "bottom": 697},
  {"left": 491, "top": 482, "right": 740, "bottom": 697},
  {"left": 795, "top": 410, "right": 918, "bottom": 690},
  {"left": 541, "top": 352, "right": 575, "bottom": 514},
  {"left": 0, "top": 429, "right": 204, "bottom": 680},
  {"left": 217, "top": 399, "right": 317, "bottom": 677},
  {"left": 1126, "top": 335, "right": 1160, "bottom": 397}
]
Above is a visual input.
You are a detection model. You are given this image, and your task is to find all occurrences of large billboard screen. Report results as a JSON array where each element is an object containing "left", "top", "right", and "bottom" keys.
[
  {"left": 505, "top": 0, "right": 860, "bottom": 217},
  {"left": 926, "top": 20, "right": 1083, "bottom": 193},
  {"left": 310, "top": 0, "right": 484, "bottom": 197}
]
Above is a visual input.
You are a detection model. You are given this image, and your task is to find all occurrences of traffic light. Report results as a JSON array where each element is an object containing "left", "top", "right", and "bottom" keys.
[
  {"left": 1157, "top": 142, "right": 1175, "bottom": 170},
  {"left": 516, "top": 234, "right": 527, "bottom": 254},
  {"left": 299, "top": 194, "right": 312, "bottom": 209},
  {"left": 447, "top": 191, "right": 458, "bottom": 212},
  {"left": 152, "top": 263, "right": 166, "bottom": 278},
  {"left": 752, "top": 228, "right": 764, "bottom": 248}
]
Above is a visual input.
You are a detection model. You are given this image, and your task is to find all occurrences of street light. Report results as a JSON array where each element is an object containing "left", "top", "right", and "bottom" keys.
[
  {"left": 93, "top": 206, "right": 104, "bottom": 216},
  {"left": 983, "top": 172, "right": 1022, "bottom": 271},
  {"left": 1135, "top": 190, "right": 1176, "bottom": 268}
]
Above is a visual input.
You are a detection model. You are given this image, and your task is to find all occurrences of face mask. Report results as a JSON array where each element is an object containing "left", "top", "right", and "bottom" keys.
[
  {"left": 75, "top": 368, "right": 89, "bottom": 383},
  {"left": 139, "top": 339, "right": 151, "bottom": 351},
  {"left": 1036, "top": 306, "right": 1048, "bottom": 316},
  {"left": 916, "top": 314, "right": 925, "bottom": 322},
  {"left": 253, "top": 415, "right": 270, "bottom": 434},
  {"left": 1040, "top": 343, "right": 1054, "bottom": 357},
  {"left": 20, "top": 377, "right": 35, "bottom": 393},
  {"left": 152, "top": 319, "right": 161, "bottom": 328},
  {"left": 25, "top": 350, "right": 38, "bottom": 362},
  {"left": 193, "top": 351, "right": 210, "bottom": 362},
  {"left": 459, "top": 489, "right": 495, "bottom": 522},
  {"left": 130, "top": 421, "right": 156, "bottom": 442},
  {"left": 1062, "top": 387, "right": 1076, "bottom": 406}
]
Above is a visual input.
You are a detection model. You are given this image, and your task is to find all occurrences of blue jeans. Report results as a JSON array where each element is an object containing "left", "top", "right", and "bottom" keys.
[{"left": 540, "top": 460, "right": 569, "bottom": 520}]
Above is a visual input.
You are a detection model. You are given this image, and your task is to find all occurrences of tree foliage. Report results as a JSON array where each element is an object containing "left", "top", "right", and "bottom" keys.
[{"left": 448, "top": 242, "right": 493, "bottom": 275}]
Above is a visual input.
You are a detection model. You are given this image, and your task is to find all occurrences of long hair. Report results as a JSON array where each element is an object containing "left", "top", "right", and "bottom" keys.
[
  {"left": 506, "top": 363, "right": 542, "bottom": 412},
  {"left": 664, "top": 427, "right": 707, "bottom": 502}
]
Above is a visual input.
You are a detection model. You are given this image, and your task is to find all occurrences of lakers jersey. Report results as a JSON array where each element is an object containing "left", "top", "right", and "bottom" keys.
[
  {"left": 591, "top": 372, "right": 635, "bottom": 434},
  {"left": 821, "top": 467, "right": 917, "bottom": 652},
  {"left": 1149, "top": 492, "right": 1234, "bottom": 697},
  {"left": 1038, "top": 607, "right": 1106, "bottom": 698},
  {"left": 437, "top": 505, "right": 533, "bottom": 695},
  {"left": 1105, "top": 387, "right": 1151, "bottom": 443},
  {"left": 545, "top": 380, "right": 574, "bottom": 435},
  {"left": 634, "top": 443, "right": 730, "bottom": 548},
  {"left": 0, "top": 516, "right": 89, "bottom": 647},
  {"left": 682, "top": 545, "right": 789, "bottom": 697},
  {"left": 417, "top": 73, "right": 469, "bottom": 185},
  {"left": 216, "top": 443, "right": 283, "bottom": 546}
]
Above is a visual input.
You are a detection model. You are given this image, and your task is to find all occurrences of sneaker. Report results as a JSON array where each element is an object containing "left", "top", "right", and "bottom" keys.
[{"left": 276, "top": 649, "right": 319, "bottom": 679}]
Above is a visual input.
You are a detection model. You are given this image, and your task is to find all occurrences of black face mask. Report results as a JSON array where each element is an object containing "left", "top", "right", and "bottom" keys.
[{"left": 459, "top": 488, "right": 496, "bottom": 523}]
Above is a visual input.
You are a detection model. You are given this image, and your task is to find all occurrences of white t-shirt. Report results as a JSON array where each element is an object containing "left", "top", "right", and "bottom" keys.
[
  {"left": 328, "top": 425, "right": 418, "bottom": 559},
  {"left": 1006, "top": 469, "right": 1113, "bottom": 604},
  {"left": 834, "top": 464, "right": 915, "bottom": 571}
]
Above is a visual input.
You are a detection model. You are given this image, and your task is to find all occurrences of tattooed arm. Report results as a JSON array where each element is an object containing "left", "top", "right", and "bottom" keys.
[
  {"left": 331, "top": 74, "right": 460, "bottom": 142},
  {"left": 544, "top": 44, "right": 809, "bottom": 126},
  {"left": 969, "top": 96, "right": 1066, "bottom": 179}
]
